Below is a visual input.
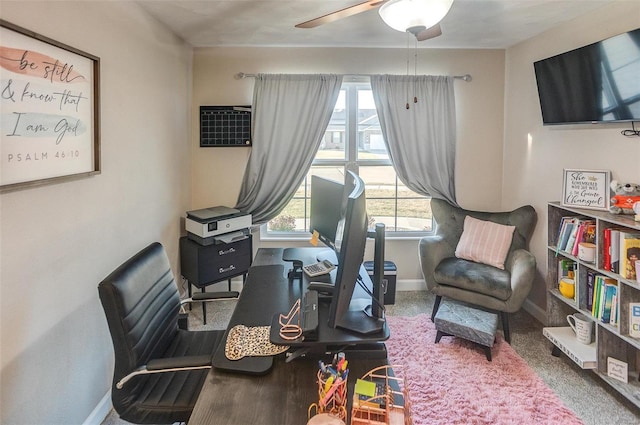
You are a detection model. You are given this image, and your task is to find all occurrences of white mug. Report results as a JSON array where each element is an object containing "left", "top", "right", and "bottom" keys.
[{"left": 567, "top": 313, "right": 593, "bottom": 344}]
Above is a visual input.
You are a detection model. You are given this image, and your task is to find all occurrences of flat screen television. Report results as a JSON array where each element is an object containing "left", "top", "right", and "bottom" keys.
[
  {"left": 327, "top": 171, "right": 385, "bottom": 335},
  {"left": 533, "top": 28, "right": 640, "bottom": 125}
]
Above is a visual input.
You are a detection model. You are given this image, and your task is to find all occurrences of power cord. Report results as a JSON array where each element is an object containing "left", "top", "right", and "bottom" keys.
[
  {"left": 356, "top": 274, "right": 386, "bottom": 314},
  {"left": 621, "top": 121, "right": 640, "bottom": 137}
]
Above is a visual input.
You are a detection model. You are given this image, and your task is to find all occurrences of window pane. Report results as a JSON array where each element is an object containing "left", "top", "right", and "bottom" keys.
[
  {"left": 357, "top": 89, "right": 388, "bottom": 162},
  {"left": 265, "top": 82, "right": 432, "bottom": 237},
  {"left": 318, "top": 90, "right": 346, "bottom": 160},
  {"left": 397, "top": 198, "right": 433, "bottom": 232},
  {"left": 359, "top": 165, "right": 431, "bottom": 232},
  {"left": 268, "top": 198, "right": 308, "bottom": 233}
]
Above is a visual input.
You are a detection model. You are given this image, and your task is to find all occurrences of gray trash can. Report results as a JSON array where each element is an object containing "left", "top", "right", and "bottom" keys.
[{"left": 363, "top": 261, "right": 397, "bottom": 305}]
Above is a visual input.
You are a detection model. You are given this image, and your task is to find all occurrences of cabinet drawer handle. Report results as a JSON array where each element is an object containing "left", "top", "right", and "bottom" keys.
[
  {"left": 219, "top": 265, "right": 236, "bottom": 273},
  {"left": 219, "top": 247, "right": 236, "bottom": 255}
]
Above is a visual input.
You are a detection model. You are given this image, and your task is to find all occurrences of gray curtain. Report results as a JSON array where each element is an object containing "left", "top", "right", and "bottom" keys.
[
  {"left": 235, "top": 74, "right": 343, "bottom": 224},
  {"left": 370, "top": 75, "right": 457, "bottom": 206}
]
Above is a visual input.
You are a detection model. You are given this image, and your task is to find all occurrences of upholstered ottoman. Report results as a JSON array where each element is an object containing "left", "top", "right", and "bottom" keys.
[{"left": 434, "top": 300, "right": 498, "bottom": 361}]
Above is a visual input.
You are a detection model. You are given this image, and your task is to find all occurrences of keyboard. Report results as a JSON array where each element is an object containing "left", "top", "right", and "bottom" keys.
[
  {"left": 302, "top": 259, "right": 336, "bottom": 277},
  {"left": 300, "top": 290, "right": 319, "bottom": 341}
]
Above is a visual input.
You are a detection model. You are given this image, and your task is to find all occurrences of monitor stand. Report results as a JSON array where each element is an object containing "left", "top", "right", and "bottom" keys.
[{"left": 336, "top": 298, "right": 385, "bottom": 335}]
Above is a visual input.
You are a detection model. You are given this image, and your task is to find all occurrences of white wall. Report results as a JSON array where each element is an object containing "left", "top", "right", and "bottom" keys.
[
  {"left": 191, "top": 46, "right": 507, "bottom": 281},
  {"left": 504, "top": 2, "right": 640, "bottom": 311},
  {"left": 0, "top": 1, "right": 192, "bottom": 423}
]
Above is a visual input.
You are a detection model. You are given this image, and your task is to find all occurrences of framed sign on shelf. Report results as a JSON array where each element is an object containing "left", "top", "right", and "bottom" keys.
[
  {"left": 0, "top": 20, "right": 100, "bottom": 192},
  {"left": 561, "top": 169, "right": 611, "bottom": 211}
]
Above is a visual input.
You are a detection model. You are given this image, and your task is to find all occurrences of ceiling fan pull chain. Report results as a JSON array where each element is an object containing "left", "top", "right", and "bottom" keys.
[
  {"left": 414, "top": 37, "right": 418, "bottom": 104},
  {"left": 406, "top": 32, "right": 411, "bottom": 109}
]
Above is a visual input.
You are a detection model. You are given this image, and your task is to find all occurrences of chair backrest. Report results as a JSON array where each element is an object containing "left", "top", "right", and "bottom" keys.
[
  {"left": 98, "top": 242, "right": 181, "bottom": 386},
  {"left": 431, "top": 198, "right": 537, "bottom": 254}
]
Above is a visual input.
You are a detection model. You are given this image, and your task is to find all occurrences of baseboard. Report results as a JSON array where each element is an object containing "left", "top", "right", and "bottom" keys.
[
  {"left": 396, "top": 279, "right": 427, "bottom": 291},
  {"left": 522, "top": 298, "right": 546, "bottom": 324},
  {"left": 83, "top": 391, "right": 111, "bottom": 425}
]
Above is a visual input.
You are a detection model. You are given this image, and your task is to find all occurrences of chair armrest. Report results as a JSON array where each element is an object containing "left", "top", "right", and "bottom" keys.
[
  {"left": 503, "top": 249, "right": 537, "bottom": 312},
  {"left": 181, "top": 291, "right": 239, "bottom": 306},
  {"left": 418, "top": 235, "right": 454, "bottom": 291},
  {"left": 116, "top": 355, "right": 212, "bottom": 389}
]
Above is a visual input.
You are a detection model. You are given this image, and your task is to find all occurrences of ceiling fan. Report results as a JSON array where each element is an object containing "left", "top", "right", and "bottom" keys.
[{"left": 295, "top": 0, "right": 453, "bottom": 41}]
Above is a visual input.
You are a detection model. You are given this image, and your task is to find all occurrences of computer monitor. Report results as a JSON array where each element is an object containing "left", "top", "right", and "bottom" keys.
[
  {"left": 327, "top": 171, "right": 385, "bottom": 335},
  {"left": 309, "top": 175, "right": 345, "bottom": 250}
]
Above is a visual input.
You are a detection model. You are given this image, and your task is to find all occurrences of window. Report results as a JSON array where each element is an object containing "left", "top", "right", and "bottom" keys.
[{"left": 264, "top": 79, "right": 433, "bottom": 239}]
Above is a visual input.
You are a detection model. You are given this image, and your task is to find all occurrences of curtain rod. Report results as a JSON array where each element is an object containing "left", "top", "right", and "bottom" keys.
[{"left": 235, "top": 72, "right": 472, "bottom": 82}]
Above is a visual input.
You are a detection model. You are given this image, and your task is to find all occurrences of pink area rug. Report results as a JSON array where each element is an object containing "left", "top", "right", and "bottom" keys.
[{"left": 385, "top": 314, "right": 583, "bottom": 425}]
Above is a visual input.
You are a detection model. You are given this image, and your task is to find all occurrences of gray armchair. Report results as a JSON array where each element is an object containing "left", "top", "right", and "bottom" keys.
[{"left": 419, "top": 199, "right": 537, "bottom": 343}]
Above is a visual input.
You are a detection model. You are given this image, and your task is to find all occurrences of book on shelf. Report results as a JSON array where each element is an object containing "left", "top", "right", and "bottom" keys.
[
  {"left": 619, "top": 231, "right": 640, "bottom": 281},
  {"left": 610, "top": 294, "right": 618, "bottom": 326},
  {"left": 564, "top": 220, "right": 581, "bottom": 254},
  {"left": 586, "top": 270, "right": 595, "bottom": 312},
  {"left": 566, "top": 219, "right": 595, "bottom": 256},
  {"left": 583, "top": 222, "right": 596, "bottom": 245},
  {"left": 603, "top": 228, "right": 611, "bottom": 271},
  {"left": 610, "top": 229, "right": 621, "bottom": 274},
  {"left": 629, "top": 303, "right": 640, "bottom": 339},
  {"left": 542, "top": 327, "right": 597, "bottom": 369},
  {"left": 591, "top": 274, "right": 616, "bottom": 320},
  {"left": 556, "top": 217, "right": 576, "bottom": 253},
  {"left": 557, "top": 258, "right": 576, "bottom": 284},
  {"left": 600, "top": 281, "right": 618, "bottom": 324}
]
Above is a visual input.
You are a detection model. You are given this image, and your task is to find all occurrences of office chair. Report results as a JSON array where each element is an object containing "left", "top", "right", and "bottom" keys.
[{"left": 98, "top": 242, "right": 238, "bottom": 424}]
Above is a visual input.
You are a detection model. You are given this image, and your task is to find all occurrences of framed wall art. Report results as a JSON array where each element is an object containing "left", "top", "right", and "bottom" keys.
[
  {"left": 561, "top": 169, "right": 611, "bottom": 211},
  {"left": 0, "top": 20, "right": 100, "bottom": 192}
]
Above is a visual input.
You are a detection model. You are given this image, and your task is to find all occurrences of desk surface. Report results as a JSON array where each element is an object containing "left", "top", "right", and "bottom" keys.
[
  {"left": 195, "top": 247, "right": 390, "bottom": 424},
  {"left": 191, "top": 353, "right": 387, "bottom": 424},
  {"left": 211, "top": 247, "right": 389, "bottom": 374}
]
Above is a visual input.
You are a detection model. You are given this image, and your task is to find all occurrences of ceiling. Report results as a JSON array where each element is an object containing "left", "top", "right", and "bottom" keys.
[{"left": 135, "top": 0, "right": 616, "bottom": 49}]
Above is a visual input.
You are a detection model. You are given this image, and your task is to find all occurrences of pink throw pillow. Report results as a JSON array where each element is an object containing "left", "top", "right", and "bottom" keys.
[{"left": 455, "top": 216, "right": 516, "bottom": 270}]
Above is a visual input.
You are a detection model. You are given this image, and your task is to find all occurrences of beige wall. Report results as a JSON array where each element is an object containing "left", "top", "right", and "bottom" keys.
[
  {"left": 0, "top": 1, "right": 192, "bottom": 423},
  {"left": 504, "top": 2, "right": 640, "bottom": 313},
  {"left": 192, "top": 47, "right": 506, "bottom": 280}
]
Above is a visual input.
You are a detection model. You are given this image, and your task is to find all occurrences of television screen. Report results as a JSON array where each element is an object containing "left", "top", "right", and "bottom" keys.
[{"left": 534, "top": 28, "right": 640, "bottom": 125}]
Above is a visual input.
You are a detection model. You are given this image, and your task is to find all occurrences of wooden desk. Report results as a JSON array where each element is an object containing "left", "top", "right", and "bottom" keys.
[
  {"left": 190, "top": 353, "right": 386, "bottom": 424},
  {"left": 192, "top": 247, "right": 390, "bottom": 424}
]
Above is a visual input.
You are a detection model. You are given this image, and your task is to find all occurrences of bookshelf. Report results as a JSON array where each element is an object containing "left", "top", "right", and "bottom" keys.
[{"left": 546, "top": 202, "right": 640, "bottom": 409}]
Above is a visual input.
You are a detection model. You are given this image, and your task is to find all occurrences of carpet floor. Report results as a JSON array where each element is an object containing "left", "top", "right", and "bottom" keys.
[
  {"left": 102, "top": 290, "right": 640, "bottom": 425},
  {"left": 386, "top": 313, "right": 583, "bottom": 424}
]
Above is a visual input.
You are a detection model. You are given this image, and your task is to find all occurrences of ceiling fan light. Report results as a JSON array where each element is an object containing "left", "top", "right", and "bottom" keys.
[{"left": 378, "top": 0, "right": 453, "bottom": 33}]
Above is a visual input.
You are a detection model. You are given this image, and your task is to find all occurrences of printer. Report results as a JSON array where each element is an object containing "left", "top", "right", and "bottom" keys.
[{"left": 185, "top": 206, "right": 252, "bottom": 246}]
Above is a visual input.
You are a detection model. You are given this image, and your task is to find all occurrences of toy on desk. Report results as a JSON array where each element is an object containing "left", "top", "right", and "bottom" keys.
[
  {"left": 308, "top": 353, "right": 349, "bottom": 423},
  {"left": 351, "top": 365, "right": 413, "bottom": 425}
]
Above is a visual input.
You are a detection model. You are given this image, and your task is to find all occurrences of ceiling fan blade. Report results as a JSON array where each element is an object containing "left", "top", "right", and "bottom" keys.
[
  {"left": 295, "top": 0, "right": 388, "bottom": 29},
  {"left": 415, "top": 24, "right": 443, "bottom": 41}
]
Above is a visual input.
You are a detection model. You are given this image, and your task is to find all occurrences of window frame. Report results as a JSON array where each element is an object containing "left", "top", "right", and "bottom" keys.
[{"left": 261, "top": 78, "right": 433, "bottom": 241}]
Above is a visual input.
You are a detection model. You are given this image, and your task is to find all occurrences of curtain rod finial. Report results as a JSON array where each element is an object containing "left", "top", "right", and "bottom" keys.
[{"left": 235, "top": 72, "right": 246, "bottom": 80}]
